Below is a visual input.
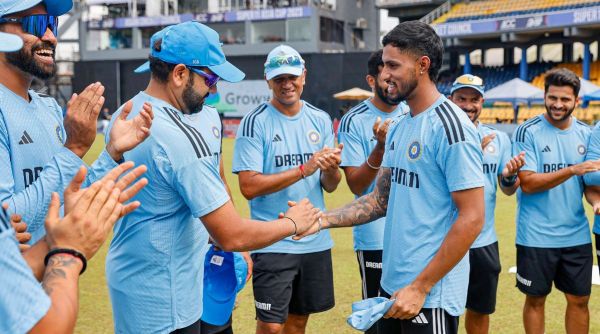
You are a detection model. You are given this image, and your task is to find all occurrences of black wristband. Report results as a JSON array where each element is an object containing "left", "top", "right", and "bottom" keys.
[
  {"left": 500, "top": 175, "right": 518, "bottom": 187},
  {"left": 44, "top": 248, "right": 87, "bottom": 275},
  {"left": 283, "top": 216, "right": 298, "bottom": 236}
]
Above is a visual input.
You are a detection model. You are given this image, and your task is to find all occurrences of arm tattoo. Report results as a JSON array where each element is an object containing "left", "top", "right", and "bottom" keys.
[
  {"left": 325, "top": 168, "right": 391, "bottom": 228},
  {"left": 41, "top": 255, "right": 79, "bottom": 295}
]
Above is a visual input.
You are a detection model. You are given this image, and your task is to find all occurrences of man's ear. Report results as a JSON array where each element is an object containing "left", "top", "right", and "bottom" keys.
[
  {"left": 366, "top": 75, "right": 376, "bottom": 90},
  {"left": 171, "top": 64, "right": 188, "bottom": 88}
]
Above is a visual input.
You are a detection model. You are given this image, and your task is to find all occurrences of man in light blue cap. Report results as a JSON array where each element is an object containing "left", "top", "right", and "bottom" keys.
[
  {"left": 105, "top": 22, "right": 321, "bottom": 334},
  {"left": 449, "top": 74, "right": 525, "bottom": 334},
  {"left": 0, "top": 0, "right": 154, "bottom": 245}
]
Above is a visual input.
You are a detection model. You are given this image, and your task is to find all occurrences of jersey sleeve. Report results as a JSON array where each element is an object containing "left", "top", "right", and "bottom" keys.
[
  {"left": 497, "top": 131, "right": 512, "bottom": 176},
  {"left": 339, "top": 118, "right": 367, "bottom": 167},
  {"left": 322, "top": 116, "right": 335, "bottom": 148},
  {"left": 0, "top": 117, "right": 88, "bottom": 236},
  {"left": 512, "top": 126, "right": 538, "bottom": 173},
  {"left": 0, "top": 228, "right": 50, "bottom": 333},
  {"left": 436, "top": 126, "right": 484, "bottom": 192},
  {"left": 583, "top": 123, "right": 600, "bottom": 185},
  {"left": 232, "top": 115, "right": 264, "bottom": 173},
  {"left": 156, "top": 146, "right": 229, "bottom": 218}
]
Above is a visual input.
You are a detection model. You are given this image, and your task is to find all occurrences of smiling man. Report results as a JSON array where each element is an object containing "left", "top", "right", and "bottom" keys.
[
  {"left": 0, "top": 0, "right": 153, "bottom": 244},
  {"left": 449, "top": 74, "right": 525, "bottom": 334},
  {"left": 233, "top": 45, "right": 342, "bottom": 334},
  {"left": 105, "top": 25, "right": 321, "bottom": 334},
  {"left": 512, "top": 68, "right": 596, "bottom": 334},
  {"left": 294, "top": 21, "right": 485, "bottom": 334}
]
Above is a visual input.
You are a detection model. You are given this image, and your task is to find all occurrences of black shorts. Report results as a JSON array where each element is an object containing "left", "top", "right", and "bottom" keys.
[
  {"left": 171, "top": 318, "right": 233, "bottom": 334},
  {"left": 516, "top": 244, "right": 593, "bottom": 297},
  {"left": 466, "top": 242, "right": 501, "bottom": 314},
  {"left": 251, "top": 250, "right": 335, "bottom": 323},
  {"left": 377, "top": 290, "right": 459, "bottom": 334},
  {"left": 200, "top": 318, "right": 233, "bottom": 334},
  {"left": 357, "top": 250, "right": 383, "bottom": 299}
]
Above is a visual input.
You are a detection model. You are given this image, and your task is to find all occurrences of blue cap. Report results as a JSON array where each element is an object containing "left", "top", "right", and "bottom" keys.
[
  {"left": 0, "top": 0, "right": 73, "bottom": 17},
  {"left": 201, "top": 248, "right": 247, "bottom": 326},
  {"left": 264, "top": 44, "right": 305, "bottom": 80},
  {"left": 0, "top": 32, "right": 23, "bottom": 52},
  {"left": 134, "top": 21, "right": 245, "bottom": 83},
  {"left": 450, "top": 74, "right": 485, "bottom": 96}
]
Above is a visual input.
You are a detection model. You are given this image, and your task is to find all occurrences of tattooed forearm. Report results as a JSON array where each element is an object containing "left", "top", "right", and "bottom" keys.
[
  {"left": 41, "top": 255, "right": 80, "bottom": 295},
  {"left": 325, "top": 168, "right": 391, "bottom": 228}
]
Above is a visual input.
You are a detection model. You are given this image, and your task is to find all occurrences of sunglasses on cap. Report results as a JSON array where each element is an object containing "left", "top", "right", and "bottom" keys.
[
  {"left": 0, "top": 14, "right": 59, "bottom": 39},
  {"left": 453, "top": 74, "right": 484, "bottom": 87},
  {"left": 264, "top": 55, "right": 304, "bottom": 70},
  {"left": 188, "top": 67, "right": 220, "bottom": 88}
]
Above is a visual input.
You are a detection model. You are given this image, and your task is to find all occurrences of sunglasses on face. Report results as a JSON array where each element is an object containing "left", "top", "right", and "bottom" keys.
[
  {"left": 0, "top": 14, "right": 59, "bottom": 39},
  {"left": 188, "top": 67, "right": 220, "bottom": 88},
  {"left": 264, "top": 55, "right": 304, "bottom": 70},
  {"left": 454, "top": 74, "right": 485, "bottom": 88}
]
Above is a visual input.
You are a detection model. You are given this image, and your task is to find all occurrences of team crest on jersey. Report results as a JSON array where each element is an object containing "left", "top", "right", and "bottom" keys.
[
  {"left": 577, "top": 144, "right": 586, "bottom": 155},
  {"left": 407, "top": 141, "right": 422, "bottom": 161},
  {"left": 212, "top": 126, "right": 220, "bottom": 138},
  {"left": 307, "top": 130, "right": 320, "bottom": 144},
  {"left": 485, "top": 143, "right": 496, "bottom": 154},
  {"left": 55, "top": 125, "right": 63, "bottom": 143}
]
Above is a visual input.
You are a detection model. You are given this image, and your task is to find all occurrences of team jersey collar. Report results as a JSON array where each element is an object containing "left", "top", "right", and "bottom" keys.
[
  {"left": 0, "top": 82, "right": 40, "bottom": 106},
  {"left": 409, "top": 94, "right": 445, "bottom": 119},
  {"left": 268, "top": 100, "right": 306, "bottom": 121},
  {"left": 364, "top": 99, "right": 402, "bottom": 118},
  {"left": 539, "top": 113, "right": 574, "bottom": 135}
]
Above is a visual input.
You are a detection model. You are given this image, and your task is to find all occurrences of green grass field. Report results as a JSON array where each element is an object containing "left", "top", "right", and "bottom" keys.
[{"left": 77, "top": 136, "right": 599, "bottom": 334}]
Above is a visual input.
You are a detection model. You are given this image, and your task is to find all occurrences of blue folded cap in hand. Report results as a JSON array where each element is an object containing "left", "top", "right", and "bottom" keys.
[
  {"left": 347, "top": 297, "right": 395, "bottom": 332},
  {"left": 201, "top": 247, "right": 248, "bottom": 326}
]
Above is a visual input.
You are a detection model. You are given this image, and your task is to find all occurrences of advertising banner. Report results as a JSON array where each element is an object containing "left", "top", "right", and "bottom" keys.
[
  {"left": 88, "top": 6, "right": 311, "bottom": 29},
  {"left": 433, "top": 5, "right": 600, "bottom": 38},
  {"left": 205, "top": 80, "right": 272, "bottom": 118}
]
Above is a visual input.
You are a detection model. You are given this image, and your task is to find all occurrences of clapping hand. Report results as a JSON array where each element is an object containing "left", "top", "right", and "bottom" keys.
[{"left": 106, "top": 101, "right": 154, "bottom": 162}]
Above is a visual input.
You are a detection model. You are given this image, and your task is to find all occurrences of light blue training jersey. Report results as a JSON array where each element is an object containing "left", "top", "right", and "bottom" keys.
[
  {"left": 338, "top": 99, "right": 406, "bottom": 251},
  {"left": 0, "top": 209, "right": 50, "bottom": 334},
  {"left": 474, "top": 124, "right": 512, "bottom": 248},
  {"left": 512, "top": 114, "right": 591, "bottom": 248},
  {"left": 582, "top": 121, "right": 600, "bottom": 235},
  {"left": 232, "top": 101, "right": 334, "bottom": 254},
  {"left": 380, "top": 95, "right": 484, "bottom": 316},
  {"left": 105, "top": 92, "right": 229, "bottom": 334},
  {"left": 0, "top": 83, "right": 117, "bottom": 243}
]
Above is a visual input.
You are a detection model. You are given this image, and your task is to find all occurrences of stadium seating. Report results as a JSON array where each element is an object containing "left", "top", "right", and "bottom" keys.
[
  {"left": 435, "top": 0, "right": 600, "bottom": 24},
  {"left": 531, "top": 61, "right": 600, "bottom": 87},
  {"left": 437, "top": 63, "right": 555, "bottom": 95}
]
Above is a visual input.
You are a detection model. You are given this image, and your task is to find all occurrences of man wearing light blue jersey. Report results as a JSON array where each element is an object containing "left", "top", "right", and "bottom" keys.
[
  {"left": 298, "top": 21, "right": 485, "bottom": 334},
  {"left": 233, "top": 44, "right": 342, "bottom": 334},
  {"left": 0, "top": 0, "right": 153, "bottom": 244},
  {"left": 1, "top": 148, "right": 149, "bottom": 333},
  {"left": 513, "top": 68, "right": 596, "bottom": 334},
  {"left": 449, "top": 74, "right": 525, "bottom": 334},
  {"left": 583, "top": 123, "right": 600, "bottom": 278},
  {"left": 105, "top": 23, "right": 320, "bottom": 334},
  {"left": 338, "top": 49, "right": 406, "bottom": 334}
]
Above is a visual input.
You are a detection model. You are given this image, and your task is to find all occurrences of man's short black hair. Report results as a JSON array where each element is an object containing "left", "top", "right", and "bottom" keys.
[
  {"left": 148, "top": 38, "right": 176, "bottom": 83},
  {"left": 367, "top": 50, "right": 383, "bottom": 77},
  {"left": 544, "top": 68, "right": 580, "bottom": 97},
  {"left": 382, "top": 20, "right": 444, "bottom": 83}
]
